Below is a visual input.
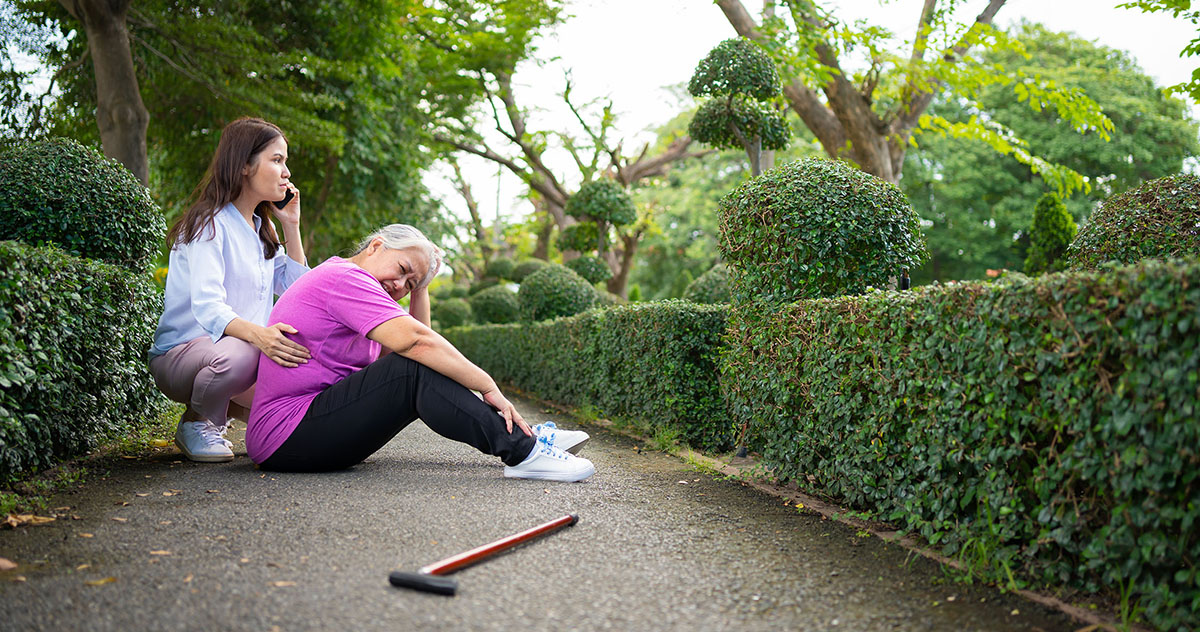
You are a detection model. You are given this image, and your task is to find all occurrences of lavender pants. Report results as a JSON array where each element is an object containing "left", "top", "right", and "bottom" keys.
[{"left": 149, "top": 336, "right": 259, "bottom": 425}]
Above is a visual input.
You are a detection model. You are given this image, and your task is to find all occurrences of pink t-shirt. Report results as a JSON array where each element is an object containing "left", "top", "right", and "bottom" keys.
[{"left": 246, "top": 256, "right": 408, "bottom": 463}]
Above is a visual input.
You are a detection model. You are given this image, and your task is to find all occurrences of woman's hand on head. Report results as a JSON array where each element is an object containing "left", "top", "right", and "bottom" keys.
[
  {"left": 482, "top": 388, "right": 531, "bottom": 437},
  {"left": 254, "top": 322, "right": 311, "bottom": 367},
  {"left": 274, "top": 184, "right": 301, "bottom": 226}
]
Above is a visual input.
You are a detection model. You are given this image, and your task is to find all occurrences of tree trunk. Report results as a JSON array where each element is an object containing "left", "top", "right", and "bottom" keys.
[
  {"left": 605, "top": 229, "right": 641, "bottom": 298},
  {"left": 60, "top": 0, "right": 149, "bottom": 185}
]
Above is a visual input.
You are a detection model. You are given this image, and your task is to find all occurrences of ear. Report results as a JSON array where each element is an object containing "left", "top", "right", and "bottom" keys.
[{"left": 369, "top": 237, "right": 385, "bottom": 254}]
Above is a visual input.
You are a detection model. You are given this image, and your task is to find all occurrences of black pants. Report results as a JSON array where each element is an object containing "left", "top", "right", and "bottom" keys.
[{"left": 260, "top": 354, "right": 537, "bottom": 472}]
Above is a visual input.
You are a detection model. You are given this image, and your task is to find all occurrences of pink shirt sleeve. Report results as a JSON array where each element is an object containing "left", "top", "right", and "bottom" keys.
[{"left": 324, "top": 266, "right": 410, "bottom": 336}]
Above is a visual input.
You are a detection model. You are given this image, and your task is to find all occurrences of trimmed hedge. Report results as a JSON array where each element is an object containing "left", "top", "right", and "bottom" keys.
[
  {"left": 0, "top": 137, "right": 165, "bottom": 271},
  {"left": 0, "top": 241, "right": 170, "bottom": 482},
  {"left": 518, "top": 264, "right": 597, "bottom": 321},
  {"left": 432, "top": 297, "right": 472, "bottom": 328},
  {"left": 445, "top": 300, "right": 732, "bottom": 451},
  {"left": 1067, "top": 174, "right": 1200, "bottom": 271},
  {"left": 722, "top": 259, "right": 1200, "bottom": 631},
  {"left": 468, "top": 285, "right": 519, "bottom": 324}
]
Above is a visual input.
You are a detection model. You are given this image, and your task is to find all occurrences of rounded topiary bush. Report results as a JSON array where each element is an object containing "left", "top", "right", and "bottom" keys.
[
  {"left": 0, "top": 137, "right": 165, "bottom": 271},
  {"left": 510, "top": 259, "right": 547, "bottom": 282},
  {"left": 566, "top": 179, "right": 636, "bottom": 227},
  {"left": 518, "top": 263, "right": 597, "bottom": 321},
  {"left": 469, "top": 277, "right": 500, "bottom": 295},
  {"left": 432, "top": 297, "right": 472, "bottom": 328},
  {"left": 718, "top": 158, "right": 927, "bottom": 301},
  {"left": 565, "top": 255, "right": 612, "bottom": 285},
  {"left": 1066, "top": 174, "right": 1200, "bottom": 270},
  {"left": 469, "top": 285, "right": 520, "bottom": 324},
  {"left": 558, "top": 222, "right": 600, "bottom": 252},
  {"left": 683, "top": 263, "right": 731, "bottom": 304},
  {"left": 484, "top": 257, "right": 516, "bottom": 281},
  {"left": 1024, "top": 193, "right": 1077, "bottom": 274}
]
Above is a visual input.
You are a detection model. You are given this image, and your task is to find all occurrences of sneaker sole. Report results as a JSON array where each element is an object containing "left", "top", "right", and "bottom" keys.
[
  {"left": 175, "top": 437, "right": 234, "bottom": 463},
  {"left": 503, "top": 461, "right": 595, "bottom": 483}
]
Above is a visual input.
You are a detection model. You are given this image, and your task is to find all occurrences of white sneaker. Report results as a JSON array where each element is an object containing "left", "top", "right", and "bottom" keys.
[
  {"left": 175, "top": 421, "right": 234, "bottom": 463},
  {"left": 532, "top": 421, "right": 589, "bottom": 454},
  {"left": 504, "top": 437, "right": 595, "bottom": 482}
]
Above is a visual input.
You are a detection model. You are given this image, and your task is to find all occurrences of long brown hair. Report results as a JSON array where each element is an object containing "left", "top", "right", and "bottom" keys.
[{"left": 166, "top": 117, "right": 286, "bottom": 259}]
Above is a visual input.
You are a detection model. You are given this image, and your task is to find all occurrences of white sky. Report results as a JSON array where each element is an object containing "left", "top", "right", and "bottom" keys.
[{"left": 432, "top": 0, "right": 1200, "bottom": 232}]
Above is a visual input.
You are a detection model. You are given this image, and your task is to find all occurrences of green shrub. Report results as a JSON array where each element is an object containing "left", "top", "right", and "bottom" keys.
[
  {"left": 719, "top": 157, "right": 927, "bottom": 302},
  {"left": 566, "top": 179, "right": 636, "bottom": 227},
  {"left": 518, "top": 264, "right": 597, "bottom": 321},
  {"left": 468, "top": 285, "right": 520, "bottom": 324},
  {"left": 484, "top": 257, "right": 516, "bottom": 281},
  {"left": 565, "top": 255, "right": 612, "bottom": 285},
  {"left": 722, "top": 259, "right": 1200, "bottom": 631},
  {"left": 683, "top": 263, "right": 731, "bottom": 304},
  {"left": 1066, "top": 174, "right": 1200, "bottom": 270},
  {"left": 510, "top": 259, "right": 548, "bottom": 282},
  {"left": 445, "top": 300, "right": 731, "bottom": 450},
  {"left": 469, "top": 277, "right": 500, "bottom": 295},
  {"left": 0, "top": 241, "right": 170, "bottom": 482},
  {"left": 432, "top": 297, "right": 472, "bottom": 328},
  {"left": 594, "top": 290, "right": 624, "bottom": 308},
  {"left": 558, "top": 222, "right": 600, "bottom": 252},
  {"left": 0, "top": 137, "right": 165, "bottom": 271},
  {"left": 1024, "top": 193, "right": 1077, "bottom": 274}
]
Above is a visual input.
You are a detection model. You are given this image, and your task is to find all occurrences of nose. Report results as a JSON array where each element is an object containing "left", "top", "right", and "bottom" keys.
[{"left": 281, "top": 164, "right": 291, "bottom": 179}]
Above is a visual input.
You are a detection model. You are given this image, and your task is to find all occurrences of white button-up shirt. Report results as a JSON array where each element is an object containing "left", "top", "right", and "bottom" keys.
[{"left": 150, "top": 203, "right": 310, "bottom": 357}]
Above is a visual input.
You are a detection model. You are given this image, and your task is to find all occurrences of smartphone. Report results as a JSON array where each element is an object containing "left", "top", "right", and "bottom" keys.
[{"left": 273, "top": 189, "right": 295, "bottom": 210}]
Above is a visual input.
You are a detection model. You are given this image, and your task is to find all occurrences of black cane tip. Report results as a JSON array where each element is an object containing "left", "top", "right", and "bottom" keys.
[
  {"left": 388, "top": 571, "right": 458, "bottom": 596},
  {"left": 568, "top": 513, "right": 579, "bottom": 526}
]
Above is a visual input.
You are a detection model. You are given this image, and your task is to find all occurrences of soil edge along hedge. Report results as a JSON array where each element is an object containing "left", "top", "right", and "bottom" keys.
[
  {"left": 722, "top": 259, "right": 1200, "bottom": 631},
  {"left": 445, "top": 300, "right": 731, "bottom": 451},
  {"left": 0, "top": 241, "right": 170, "bottom": 482}
]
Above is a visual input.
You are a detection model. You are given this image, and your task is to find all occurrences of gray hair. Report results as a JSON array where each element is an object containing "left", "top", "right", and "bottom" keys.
[{"left": 354, "top": 224, "right": 443, "bottom": 288}]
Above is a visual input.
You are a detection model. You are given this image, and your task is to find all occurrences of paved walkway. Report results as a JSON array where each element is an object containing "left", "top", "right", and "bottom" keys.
[{"left": 0, "top": 396, "right": 1075, "bottom": 631}]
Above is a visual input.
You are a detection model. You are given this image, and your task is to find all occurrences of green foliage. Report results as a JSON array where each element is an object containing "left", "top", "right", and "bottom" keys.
[
  {"left": 688, "top": 37, "right": 780, "bottom": 101},
  {"left": 719, "top": 158, "right": 928, "bottom": 301},
  {"left": 468, "top": 277, "right": 500, "bottom": 295},
  {"left": 689, "top": 96, "right": 791, "bottom": 153},
  {"left": 1023, "top": 193, "right": 1077, "bottom": 274},
  {"left": 509, "top": 259, "right": 548, "bottom": 282},
  {"left": 518, "top": 264, "right": 596, "bottom": 321},
  {"left": 1118, "top": 1, "right": 1200, "bottom": 103},
  {"left": 683, "top": 264, "right": 731, "bottom": 304},
  {"left": 0, "top": 241, "right": 171, "bottom": 482},
  {"left": 558, "top": 222, "right": 601, "bottom": 253},
  {"left": 566, "top": 179, "right": 636, "bottom": 227},
  {"left": 484, "top": 257, "right": 517, "bottom": 281},
  {"left": 445, "top": 300, "right": 731, "bottom": 450},
  {"left": 900, "top": 23, "right": 1199, "bottom": 284},
  {"left": 722, "top": 259, "right": 1200, "bottom": 631},
  {"left": 468, "top": 285, "right": 520, "bottom": 324},
  {"left": 594, "top": 290, "right": 624, "bottom": 308},
  {"left": 1067, "top": 174, "right": 1200, "bottom": 271},
  {"left": 627, "top": 284, "right": 642, "bottom": 302},
  {"left": 565, "top": 255, "right": 612, "bottom": 285},
  {"left": 0, "top": 138, "right": 164, "bottom": 271},
  {"left": 432, "top": 297, "right": 472, "bottom": 328}
]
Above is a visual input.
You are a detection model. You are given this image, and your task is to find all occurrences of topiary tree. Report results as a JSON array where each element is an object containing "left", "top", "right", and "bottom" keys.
[
  {"left": 563, "top": 179, "right": 637, "bottom": 267},
  {"left": 468, "top": 285, "right": 521, "bottom": 324},
  {"left": 518, "top": 263, "right": 597, "bottom": 321},
  {"left": 509, "top": 259, "right": 548, "bottom": 282},
  {"left": 683, "top": 263, "right": 731, "bottom": 304},
  {"left": 1066, "top": 174, "right": 1200, "bottom": 270},
  {"left": 432, "top": 297, "right": 472, "bottom": 328},
  {"left": 719, "top": 157, "right": 928, "bottom": 302},
  {"left": 557, "top": 222, "right": 601, "bottom": 253},
  {"left": 1023, "top": 193, "right": 1077, "bottom": 274},
  {"left": 484, "top": 257, "right": 516, "bottom": 281},
  {"left": 566, "top": 255, "right": 613, "bottom": 285},
  {"left": 688, "top": 37, "right": 791, "bottom": 176},
  {"left": 0, "top": 137, "right": 165, "bottom": 271}
]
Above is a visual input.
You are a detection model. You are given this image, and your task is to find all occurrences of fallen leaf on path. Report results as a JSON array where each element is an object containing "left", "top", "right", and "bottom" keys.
[
  {"left": 1010, "top": 609, "right": 1020, "bottom": 616},
  {"left": 3, "top": 514, "right": 56, "bottom": 528},
  {"left": 70, "top": 515, "right": 81, "bottom": 521},
  {"left": 115, "top": 502, "right": 129, "bottom": 507},
  {"left": 135, "top": 493, "right": 149, "bottom": 497},
  {"left": 53, "top": 506, "right": 70, "bottom": 512},
  {"left": 149, "top": 550, "right": 171, "bottom": 556},
  {"left": 85, "top": 577, "right": 117, "bottom": 586},
  {"left": 183, "top": 574, "right": 193, "bottom": 583},
  {"left": 206, "top": 490, "right": 219, "bottom": 494},
  {"left": 121, "top": 455, "right": 137, "bottom": 459},
  {"left": 162, "top": 492, "right": 177, "bottom": 497},
  {"left": 677, "top": 480, "right": 688, "bottom": 484},
  {"left": 0, "top": 557, "right": 16, "bottom": 571},
  {"left": 159, "top": 521, "right": 172, "bottom": 525},
  {"left": 77, "top": 533, "right": 94, "bottom": 538},
  {"left": 11, "top": 575, "right": 25, "bottom": 582},
  {"left": 76, "top": 564, "right": 90, "bottom": 571},
  {"left": 150, "top": 439, "right": 169, "bottom": 447},
  {"left": 946, "top": 595, "right": 956, "bottom": 602},
  {"left": 111, "top": 517, "right": 128, "bottom": 523},
  {"left": 270, "top": 581, "right": 296, "bottom": 587},
  {"left": 240, "top": 558, "right": 250, "bottom": 563}
]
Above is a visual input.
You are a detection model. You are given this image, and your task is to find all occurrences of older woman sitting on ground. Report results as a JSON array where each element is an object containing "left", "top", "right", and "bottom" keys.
[{"left": 245, "top": 224, "right": 593, "bottom": 482}]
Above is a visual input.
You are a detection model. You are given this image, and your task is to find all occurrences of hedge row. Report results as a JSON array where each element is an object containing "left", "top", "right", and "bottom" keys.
[
  {"left": 0, "top": 241, "right": 170, "bottom": 482},
  {"left": 722, "top": 259, "right": 1199, "bottom": 631},
  {"left": 445, "top": 300, "right": 732, "bottom": 451}
]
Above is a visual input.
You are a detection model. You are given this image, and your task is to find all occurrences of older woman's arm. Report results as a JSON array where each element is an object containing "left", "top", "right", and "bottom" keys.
[
  {"left": 407, "top": 286, "right": 431, "bottom": 327},
  {"left": 366, "top": 314, "right": 530, "bottom": 436}
]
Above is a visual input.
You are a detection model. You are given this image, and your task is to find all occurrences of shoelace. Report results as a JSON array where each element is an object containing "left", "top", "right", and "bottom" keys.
[
  {"left": 533, "top": 422, "right": 558, "bottom": 445},
  {"left": 196, "top": 423, "right": 229, "bottom": 448},
  {"left": 536, "top": 434, "right": 569, "bottom": 460}
]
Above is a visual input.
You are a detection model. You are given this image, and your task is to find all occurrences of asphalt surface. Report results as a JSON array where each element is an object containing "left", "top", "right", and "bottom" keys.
[{"left": 0, "top": 395, "right": 1077, "bottom": 631}]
